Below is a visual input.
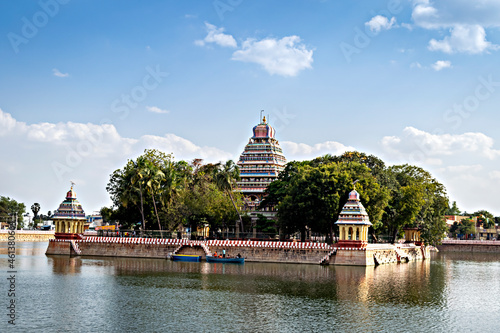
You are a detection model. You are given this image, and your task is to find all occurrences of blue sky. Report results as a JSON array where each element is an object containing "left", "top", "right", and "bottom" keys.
[{"left": 1, "top": 0, "right": 500, "bottom": 217}]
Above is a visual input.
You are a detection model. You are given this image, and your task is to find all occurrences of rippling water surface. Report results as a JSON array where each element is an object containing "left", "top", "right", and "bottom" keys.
[{"left": 1, "top": 243, "right": 499, "bottom": 332}]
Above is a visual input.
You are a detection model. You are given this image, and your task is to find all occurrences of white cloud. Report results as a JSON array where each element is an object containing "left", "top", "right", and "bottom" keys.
[
  {"left": 146, "top": 106, "right": 169, "bottom": 114},
  {"left": 401, "top": 23, "right": 413, "bottom": 31},
  {"left": 232, "top": 36, "right": 313, "bottom": 77},
  {"left": 412, "top": 0, "right": 500, "bottom": 29},
  {"left": 195, "top": 23, "right": 313, "bottom": 77},
  {"left": 281, "top": 140, "right": 355, "bottom": 160},
  {"left": 410, "top": 62, "right": 422, "bottom": 69},
  {"left": 381, "top": 127, "right": 500, "bottom": 164},
  {"left": 195, "top": 22, "right": 237, "bottom": 48},
  {"left": 490, "top": 170, "right": 500, "bottom": 180},
  {"left": 52, "top": 68, "right": 69, "bottom": 78},
  {"left": 379, "top": 125, "right": 500, "bottom": 214},
  {"left": 412, "top": 1, "right": 439, "bottom": 29},
  {"left": 0, "top": 109, "right": 232, "bottom": 215},
  {"left": 428, "top": 25, "right": 499, "bottom": 54},
  {"left": 431, "top": 60, "right": 451, "bottom": 71},
  {"left": 0, "top": 109, "right": 22, "bottom": 135},
  {"left": 437, "top": 164, "right": 483, "bottom": 173},
  {"left": 365, "top": 15, "right": 397, "bottom": 33},
  {"left": 409, "top": 1, "right": 500, "bottom": 55}
]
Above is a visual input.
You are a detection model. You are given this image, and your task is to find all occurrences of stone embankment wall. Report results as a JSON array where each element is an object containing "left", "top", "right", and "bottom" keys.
[
  {"left": 46, "top": 238, "right": 332, "bottom": 264},
  {"left": 45, "top": 237, "right": 431, "bottom": 266},
  {"left": 207, "top": 247, "right": 329, "bottom": 264},
  {"left": 0, "top": 230, "right": 54, "bottom": 242},
  {"left": 46, "top": 239, "right": 178, "bottom": 258},
  {"left": 437, "top": 240, "right": 500, "bottom": 253}
]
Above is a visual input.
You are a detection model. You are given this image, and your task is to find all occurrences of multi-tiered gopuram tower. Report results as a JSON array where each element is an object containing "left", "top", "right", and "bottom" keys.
[{"left": 237, "top": 115, "right": 287, "bottom": 214}]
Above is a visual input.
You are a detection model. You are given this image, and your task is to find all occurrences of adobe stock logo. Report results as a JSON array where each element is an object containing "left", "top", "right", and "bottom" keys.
[
  {"left": 110, "top": 65, "right": 169, "bottom": 120},
  {"left": 443, "top": 75, "right": 500, "bottom": 130},
  {"left": 7, "top": 0, "right": 70, "bottom": 54},
  {"left": 213, "top": 0, "right": 243, "bottom": 21}
]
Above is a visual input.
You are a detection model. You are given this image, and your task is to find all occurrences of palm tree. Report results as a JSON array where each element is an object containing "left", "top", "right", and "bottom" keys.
[
  {"left": 31, "top": 203, "right": 40, "bottom": 229},
  {"left": 214, "top": 160, "right": 244, "bottom": 233},
  {"left": 126, "top": 159, "right": 146, "bottom": 230},
  {"left": 140, "top": 160, "right": 165, "bottom": 231}
]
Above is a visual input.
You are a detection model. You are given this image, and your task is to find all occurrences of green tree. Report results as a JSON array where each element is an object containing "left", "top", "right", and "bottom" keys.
[
  {"left": 445, "top": 201, "right": 461, "bottom": 215},
  {"left": 31, "top": 203, "right": 41, "bottom": 229},
  {"left": 100, "top": 206, "right": 116, "bottom": 224},
  {"left": 140, "top": 159, "right": 165, "bottom": 231},
  {"left": 473, "top": 210, "right": 495, "bottom": 228},
  {"left": 105, "top": 149, "right": 242, "bottom": 236},
  {"left": 384, "top": 165, "right": 448, "bottom": 245},
  {"left": 0, "top": 196, "right": 26, "bottom": 229},
  {"left": 450, "top": 219, "right": 476, "bottom": 238},
  {"left": 255, "top": 214, "right": 277, "bottom": 236},
  {"left": 260, "top": 161, "right": 304, "bottom": 210},
  {"left": 277, "top": 161, "right": 389, "bottom": 243},
  {"left": 383, "top": 166, "right": 425, "bottom": 243},
  {"left": 312, "top": 152, "right": 391, "bottom": 242},
  {"left": 213, "top": 160, "right": 244, "bottom": 232},
  {"left": 107, "top": 160, "right": 147, "bottom": 228}
]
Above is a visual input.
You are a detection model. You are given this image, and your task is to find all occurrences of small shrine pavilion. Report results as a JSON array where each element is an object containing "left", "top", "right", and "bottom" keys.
[
  {"left": 335, "top": 189, "right": 372, "bottom": 248},
  {"left": 403, "top": 227, "right": 422, "bottom": 245},
  {"left": 52, "top": 184, "right": 86, "bottom": 239}
]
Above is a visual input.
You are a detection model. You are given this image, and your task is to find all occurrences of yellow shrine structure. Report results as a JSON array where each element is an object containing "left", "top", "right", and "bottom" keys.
[
  {"left": 335, "top": 189, "right": 372, "bottom": 248},
  {"left": 52, "top": 184, "right": 87, "bottom": 239},
  {"left": 403, "top": 227, "right": 422, "bottom": 245}
]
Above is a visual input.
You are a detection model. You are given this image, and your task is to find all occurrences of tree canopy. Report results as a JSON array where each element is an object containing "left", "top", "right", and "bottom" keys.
[
  {"left": 261, "top": 152, "right": 449, "bottom": 245},
  {"left": 0, "top": 196, "right": 26, "bottom": 229},
  {"left": 104, "top": 149, "right": 243, "bottom": 236},
  {"left": 103, "top": 149, "right": 494, "bottom": 245}
]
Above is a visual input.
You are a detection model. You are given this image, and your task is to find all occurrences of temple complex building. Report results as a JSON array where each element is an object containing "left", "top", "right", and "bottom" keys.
[
  {"left": 52, "top": 184, "right": 87, "bottom": 239},
  {"left": 236, "top": 116, "right": 286, "bottom": 218}
]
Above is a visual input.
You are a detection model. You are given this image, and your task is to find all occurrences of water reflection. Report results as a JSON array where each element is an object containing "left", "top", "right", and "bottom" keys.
[
  {"left": 43, "top": 252, "right": 448, "bottom": 307},
  {"left": 49, "top": 256, "right": 83, "bottom": 274}
]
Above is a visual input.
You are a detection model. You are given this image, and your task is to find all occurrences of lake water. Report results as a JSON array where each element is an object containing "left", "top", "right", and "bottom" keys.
[{"left": 1, "top": 242, "right": 499, "bottom": 332}]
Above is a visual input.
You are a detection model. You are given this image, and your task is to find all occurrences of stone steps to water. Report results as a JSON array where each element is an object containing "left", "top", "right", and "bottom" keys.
[
  {"left": 395, "top": 248, "right": 410, "bottom": 262},
  {"left": 319, "top": 248, "right": 337, "bottom": 265},
  {"left": 70, "top": 240, "right": 82, "bottom": 255}
]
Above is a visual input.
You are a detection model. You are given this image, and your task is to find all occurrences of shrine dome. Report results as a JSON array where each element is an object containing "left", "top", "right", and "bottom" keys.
[
  {"left": 66, "top": 187, "right": 77, "bottom": 199},
  {"left": 52, "top": 185, "right": 86, "bottom": 221},
  {"left": 252, "top": 116, "right": 276, "bottom": 139},
  {"left": 335, "top": 189, "right": 372, "bottom": 226}
]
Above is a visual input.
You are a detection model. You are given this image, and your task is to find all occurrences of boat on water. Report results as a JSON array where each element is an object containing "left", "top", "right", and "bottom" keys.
[
  {"left": 206, "top": 255, "right": 244, "bottom": 264},
  {"left": 171, "top": 254, "right": 201, "bottom": 262}
]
